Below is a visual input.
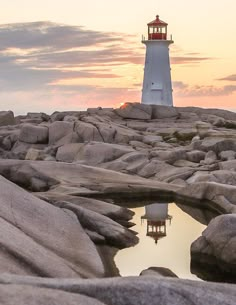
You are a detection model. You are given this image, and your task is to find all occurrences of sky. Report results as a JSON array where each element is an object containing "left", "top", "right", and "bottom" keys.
[{"left": 0, "top": 0, "right": 236, "bottom": 114}]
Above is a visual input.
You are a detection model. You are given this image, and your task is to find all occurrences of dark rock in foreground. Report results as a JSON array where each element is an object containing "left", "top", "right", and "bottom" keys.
[
  {"left": 0, "top": 274, "right": 235, "bottom": 305},
  {"left": 191, "top": 214, "right": 236, "bottom": 283},
  {"left": 0, "top": 175, "right": 105, "bottom": 278}
]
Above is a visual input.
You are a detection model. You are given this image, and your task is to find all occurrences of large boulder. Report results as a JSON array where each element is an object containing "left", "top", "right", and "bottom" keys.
[
  {"left": 219, "top": 160, "right": 236, "bottom": 171},
  {"left": 115, "top": 103, "right": 152, "bottom": 120},
  {"left": 0, "top": 111, "right": 15, "bottom": 126},
  {"left": 114, "top": 125, "right": 142, "bottom": 144},
  {"left": 153, "top": 162, "right": 195, "bottom": 183},
  {"left": 193, "top": 137, "right": 236, "bottom": 154},
  {"left": 138, "top": 160, "right": 164, "bottom": 178},
  {"left": 152, "top": 105, "right": 179, "bottom": 119},
  {"left": 201, "top": 150, "right": 217, "bottom": 165},
  {"left": 75, "top": 121, "right": 103, "bottom": 142},
  {"left": 219, "top": 150, "right": 236, "bottom": 161},
  {"left": 150, "top": 148, "right": 187, "bottom": 164},
  {"left": 50, "top": 111, "right": 80, "bottom": 122},
  {"left": 142, "top": 135, "right": 163, "bottom": 145},
  {"left": 56, "top": 143, "right": 83, "bottom": 162},
  {"left": 187, "top": 170, "right": 236, "bottom": 186},
  {"left": 0, "top": 175, "right": 105, "bottom": 278},
  {"left": 19, "top": 124, "right": 48, "bottom": 144},
  {"left": 186, "top": 150, "right": 206, "bottom": 163},
  {"left": 101, "top": 151, "right": 148, "bottom": 174},
  {"left": 191, "top": 214, "right": 236, "bottom": 282},
  {"left": 26, "top": 112, "right": 49, "bottom": 122},
  {"left": 94, "top": 122, "right": 117, "bottom": 143},
  {"left": 11, "top": 141, "right": 47, "bottom": 160},
  {"left": 70, "top": 142, "right": 134, "bottom": 166},
  {"left": 48, "top": 121, "right": 77, "bottom": 145}
]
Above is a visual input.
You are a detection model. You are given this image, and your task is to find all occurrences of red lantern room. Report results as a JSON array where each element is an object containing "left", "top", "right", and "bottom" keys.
[{"left": 147, "top": 15, "right": 168, "bottom": 40}]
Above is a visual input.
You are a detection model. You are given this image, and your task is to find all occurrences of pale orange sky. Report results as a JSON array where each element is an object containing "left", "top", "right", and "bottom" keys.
[{"left": 0, "top": 0, "right": 235, "bottom": 113}]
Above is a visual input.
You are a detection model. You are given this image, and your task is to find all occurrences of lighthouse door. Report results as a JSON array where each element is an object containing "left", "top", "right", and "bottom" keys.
[
  {"left": 151, "top": 90, "right": 162, "bottom": 102},
  {"left": 151, "top": 82, "right": 163, "bottom": 103}
]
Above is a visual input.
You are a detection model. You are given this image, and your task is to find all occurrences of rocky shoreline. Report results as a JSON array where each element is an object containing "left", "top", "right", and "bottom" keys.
[{"left": 0, "top": 103, "right": 235, "bottom": 304}]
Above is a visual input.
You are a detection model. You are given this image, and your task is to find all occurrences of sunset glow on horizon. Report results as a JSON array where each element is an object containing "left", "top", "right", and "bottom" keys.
[{"left": 0, "top": 0, "right": 235, "bottom": 114}]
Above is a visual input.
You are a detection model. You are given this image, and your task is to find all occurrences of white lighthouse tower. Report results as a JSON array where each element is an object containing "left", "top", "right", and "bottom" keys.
[{"left": 141, "top": 15, "right": 173, "bottom": 106}]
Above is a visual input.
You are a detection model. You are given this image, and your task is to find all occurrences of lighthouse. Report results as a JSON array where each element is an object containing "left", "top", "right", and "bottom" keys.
[{"left": 141, "top": 15, "right": 173, "bottom": 106}]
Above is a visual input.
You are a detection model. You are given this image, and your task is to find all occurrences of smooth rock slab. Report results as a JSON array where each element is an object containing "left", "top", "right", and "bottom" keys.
[
  {"left": 0, "top": 274, "right": 235, "bottom": 305},
  {"left": 0, "top": 159, "right": 179, "bottom": 200},
  {"left": 0, "top": 284, "right": 105, "bottom": 305},
  {"left": 61, "top": 202, "right": 139, "bottom": 249},
  {"left": 0, "top": 175, "right": 104, "bottom": 278}
]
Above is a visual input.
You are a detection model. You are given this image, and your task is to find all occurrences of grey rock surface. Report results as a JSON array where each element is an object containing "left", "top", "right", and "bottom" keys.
[
  {"left": 61, "top": 202, "right": 138, "bottom": 248},
  {"left": 19, "top": 124, "right": 48, "bottom": 144},
  {"left": 219, "top": 150, "right": 236, "bottom": 161},
  {"left": 48, "top": 121, "right": 76, "bottom": 145},
  {"left": 115, "top": 103, "right": 152, "bottom": 120},
  {"left": 0, "top": 175, "right": 105, "bottom": 278},
  {"left": 0, "top": 284, "right": 106, "bottom": 305},
  {"left": 191, "top": 214, "right": 236, "bottom": 282},
  {"left": 0, "top": 274, "right": 235, "bottom": 305},
  {"left": 152, "top": 105, "right": 179, "bottom": 119},
  {"left": 70, "top": 142, "right": 135, "bottom": 165},
  {"left": 140, "top": 267, "right": 178, "bottom": 278},
  {"left": 0, "top": 104, "right": 236, "bottom": 296},
  {"left": 0, "top": 111, "right": 15, "bottom": 126},
  {"left": 56, "top": 143, "right": 83, "bottom": 162},
  {"left": 75, "top": 121, "right": 103, "bottom": 142}
]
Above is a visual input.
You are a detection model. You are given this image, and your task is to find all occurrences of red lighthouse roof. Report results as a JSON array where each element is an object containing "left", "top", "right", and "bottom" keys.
[{"left": 148, "top": 15, "right": 168, "bottom": 26}]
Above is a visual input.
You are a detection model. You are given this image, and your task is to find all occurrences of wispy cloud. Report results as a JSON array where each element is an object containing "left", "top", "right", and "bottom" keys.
[
  {"left": 0, "top": 21, "right": 144, "bottom": 92},
  {"left": 173, "top": 81, "right": 188, "bottom": 89},
  {"left": 218, "top": 74, "right": 236, "bottom": 81},
  {"left": 171, "top": 56, "right": 212, "bottom": 65},
  {"left": 0, "top": 21, "right": 121, "bottom": 51},
  {"left": 174, "top": 82, "right": 236, "bottom": 97}
]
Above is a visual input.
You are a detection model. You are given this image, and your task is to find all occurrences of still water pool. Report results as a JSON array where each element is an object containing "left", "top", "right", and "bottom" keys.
[{"left": 115, "top": 203, "right": 206, "bottom": 280}]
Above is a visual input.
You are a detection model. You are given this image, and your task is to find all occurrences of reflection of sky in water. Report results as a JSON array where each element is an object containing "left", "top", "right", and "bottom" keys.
[{"left": 115, "top": 203, "right": 206, "bottom": 280}]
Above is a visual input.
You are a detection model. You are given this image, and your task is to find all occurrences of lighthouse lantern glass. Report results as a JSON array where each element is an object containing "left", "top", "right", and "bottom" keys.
[{"left": 148, "top": 25, "right": 167, "bottom": 40}]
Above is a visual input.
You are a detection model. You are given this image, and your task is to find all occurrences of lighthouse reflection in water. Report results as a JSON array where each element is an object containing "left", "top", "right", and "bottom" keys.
[{"left": 141, "top": 203, "right": 172, "bottom": 244}]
